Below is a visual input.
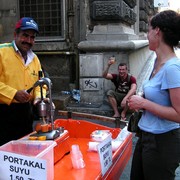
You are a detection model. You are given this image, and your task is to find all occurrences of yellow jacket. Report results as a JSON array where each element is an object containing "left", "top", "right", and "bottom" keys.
[{"left": 0, "top": 42, "right": 44, "bottom": 105}]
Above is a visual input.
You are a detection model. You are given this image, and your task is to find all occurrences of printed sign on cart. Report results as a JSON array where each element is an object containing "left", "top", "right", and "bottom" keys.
[
  {"left": 0, "top": 151, "right": 47, "bottom": 180},
  {"left": 97, "top": 135, "right": 112, "bottom": 176}
]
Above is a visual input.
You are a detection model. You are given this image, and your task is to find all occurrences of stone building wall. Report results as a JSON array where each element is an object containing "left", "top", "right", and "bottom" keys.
[
  {"left": 78, "top": 0, "right": 156, "bottom": 104},
  {"left": 0, "top": 0, "right": 157, "bottom": 104}
]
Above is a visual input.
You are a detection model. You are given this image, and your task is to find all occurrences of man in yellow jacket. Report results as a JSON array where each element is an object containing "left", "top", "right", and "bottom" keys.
[{"left": 0, "top": 17, "right": 45, "bottom": 145}]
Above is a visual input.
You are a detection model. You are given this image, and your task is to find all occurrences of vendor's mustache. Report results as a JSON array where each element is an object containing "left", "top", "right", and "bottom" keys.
[{"left": 22, "top": 42, "right": 32, "bottom": 46}]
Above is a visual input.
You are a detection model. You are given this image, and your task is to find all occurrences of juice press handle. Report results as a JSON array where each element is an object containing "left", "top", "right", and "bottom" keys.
[
  {"left": 30, "top": 72, "right": 61, "bottom": 140},
  {"left": 37, "top": 71, "right": 47, "bottom": 124},
  {"left": 33, "top": 72, "right": 55, "bottom": 130}
]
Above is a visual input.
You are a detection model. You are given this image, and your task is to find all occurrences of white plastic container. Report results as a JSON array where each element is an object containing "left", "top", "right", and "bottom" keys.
[
  {"left": 115, "top": 126, "right": 130, "bottom": 141},
  {"left": 90, "top": 130, "right": 111, "bottom": 142},
  {"left": 0, "top": 140, "right": 56, "bottom": 180}
]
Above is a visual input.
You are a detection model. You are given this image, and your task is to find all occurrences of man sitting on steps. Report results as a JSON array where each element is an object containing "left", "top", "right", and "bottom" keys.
[{"left": 102, "top": 58, "right": 137, "bottom": 120}]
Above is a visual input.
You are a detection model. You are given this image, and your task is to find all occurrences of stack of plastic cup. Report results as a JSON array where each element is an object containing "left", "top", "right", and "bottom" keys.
[{"left": 71, "top": 144, "right": 85, "bottom": 169}]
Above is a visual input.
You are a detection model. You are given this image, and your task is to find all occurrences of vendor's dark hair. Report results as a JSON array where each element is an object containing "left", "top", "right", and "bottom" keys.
[
  {"left": 15, "top": 28, "right": 21, "bottom": 34},
  {"left": 150, "top": 10, "right": 180, "bottom": 47}
]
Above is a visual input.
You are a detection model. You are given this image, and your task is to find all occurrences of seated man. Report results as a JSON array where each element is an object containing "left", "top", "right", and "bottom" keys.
[{"left": 102, "top": 59, "right": 137, "bottom": 120}]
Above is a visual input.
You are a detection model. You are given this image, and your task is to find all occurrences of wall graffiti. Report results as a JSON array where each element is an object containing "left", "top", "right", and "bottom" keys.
[{"left": 83, "top": 78, "right": 99, "bottom": 91}]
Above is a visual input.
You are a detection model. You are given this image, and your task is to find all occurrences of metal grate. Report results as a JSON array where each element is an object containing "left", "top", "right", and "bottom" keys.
[{"left": 19, "top": 0, "right": 63, "bottom": 39}]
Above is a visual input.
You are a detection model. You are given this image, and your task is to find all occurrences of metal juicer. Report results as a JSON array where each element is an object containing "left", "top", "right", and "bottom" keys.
[{"left": 30, "top": 76, "right": 61, "bottom": 140}]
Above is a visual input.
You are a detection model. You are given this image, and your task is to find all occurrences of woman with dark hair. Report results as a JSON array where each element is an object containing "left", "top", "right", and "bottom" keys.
[{"left": 128, "top": 10, "right": 180, "bottom": 180}]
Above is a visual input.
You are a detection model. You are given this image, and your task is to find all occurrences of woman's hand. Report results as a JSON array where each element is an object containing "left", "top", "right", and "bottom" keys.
[{"left": 128, "top": 95, "right": 144, "bottom": 111}]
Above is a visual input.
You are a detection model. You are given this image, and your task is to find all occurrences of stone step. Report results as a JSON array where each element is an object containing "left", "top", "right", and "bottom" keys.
[
  {"left": 52, "top": 94, "right": 133, "bottom": 118},
  {"left": 53, "top": 94, "right": 71, "bottom": 111},
  {"left": 66, "top": 102, "right": 114, "bottom": 117},
  {"left": 52, "top": 94, "right": 113, "bottom": 116}
]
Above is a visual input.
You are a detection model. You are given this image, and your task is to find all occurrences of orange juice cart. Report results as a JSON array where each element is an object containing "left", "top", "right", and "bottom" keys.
[
  {"left": 0, "top": 113, "right": 132, "bottom": 180},
  {"left": 0, "top": 77, "right": 132, "bottom": 180},
  {"left": 52, "top": 112, "right": 132, "bottom": 180}
]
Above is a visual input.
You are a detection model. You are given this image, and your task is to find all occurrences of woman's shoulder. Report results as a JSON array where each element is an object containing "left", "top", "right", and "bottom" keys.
[
  {"left": 166, "top": 56, "right": 180, "bottom": 65},
  {"left": 163, "top": 57, "right": 180, "bottom": 72}
]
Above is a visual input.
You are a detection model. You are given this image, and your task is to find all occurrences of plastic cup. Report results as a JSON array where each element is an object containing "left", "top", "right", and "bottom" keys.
[
  {"left": 110, "top": 56, "right": 116, "bottom": 64},
  {"left": 71, "top": 144, "right": 85, "bottom": 169}
]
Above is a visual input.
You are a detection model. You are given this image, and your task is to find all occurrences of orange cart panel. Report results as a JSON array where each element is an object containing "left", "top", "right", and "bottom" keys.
[{"left": 54, "top": 119, "right": 132, "bottom": 180}]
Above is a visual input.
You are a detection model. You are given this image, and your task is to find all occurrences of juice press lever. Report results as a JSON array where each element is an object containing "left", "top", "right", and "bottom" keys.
[{"left": 30, "top": 76, "right": 61, "bottom": 140}]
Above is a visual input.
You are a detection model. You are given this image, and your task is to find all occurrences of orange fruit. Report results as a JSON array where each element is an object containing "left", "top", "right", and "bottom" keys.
[
  {"left": 28, "top": 136, "right": 38, "bottom": 140},
  {"left": 35, "top": 123, "right": 42, "bottom": 132},
  {"left": 41, "top": 124, "right": 49, "bottom": 132},
  {"left": 48, "top": 124, "right": 52, "bottom": 131},
  {"left": 37, "top": 136, "right": 46, "bottom": 141}
]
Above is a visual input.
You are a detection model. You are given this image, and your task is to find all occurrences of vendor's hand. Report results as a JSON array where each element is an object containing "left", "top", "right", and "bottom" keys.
[
  {"left": 33, "top": 97, "right": 49, "bottom": 105},
  {"left": 14, "top": 90, "right": 32, "bottom": 103},
  {"left": 33, "top": 97, "right": 56, "bottom": 110},
  {"left": 33, "top": 97, "right": 41, "bottom": 105},
  {"left": 128, "top": 95, "right": 144, "bottom": 111}
]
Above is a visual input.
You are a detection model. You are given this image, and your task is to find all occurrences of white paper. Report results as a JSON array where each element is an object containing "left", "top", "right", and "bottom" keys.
[
  {"left": 0, "top": 151, "right": 47, "bottom": 180},
  {"left": 97, "top": 135, "right": 112, "bottom": 176}
]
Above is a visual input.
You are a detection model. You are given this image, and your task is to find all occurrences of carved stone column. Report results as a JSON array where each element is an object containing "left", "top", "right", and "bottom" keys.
[
  {"left": 90, "top": 0, "right": 136, "bottom": 24},
  {"left": 88, "top": 0, "right": 137, "bottom": 40}
]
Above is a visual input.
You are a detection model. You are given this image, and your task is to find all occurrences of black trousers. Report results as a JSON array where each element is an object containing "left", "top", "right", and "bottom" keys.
[
  {"left": 0, "top": 103, "right": 33, "bottom": 146},
  {"left": 130, "top": 128, "right": 180, "bottom": 180}
]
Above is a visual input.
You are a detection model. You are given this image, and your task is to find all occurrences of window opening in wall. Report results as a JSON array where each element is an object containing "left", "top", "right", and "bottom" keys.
[{"left": 19, "top": 0, "right": 65, "bottom": 41}]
